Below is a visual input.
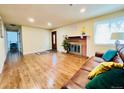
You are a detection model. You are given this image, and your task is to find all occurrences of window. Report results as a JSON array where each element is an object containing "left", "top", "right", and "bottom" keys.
[{"left": 94, "top": 17, "right": 124, "bottom": 44}]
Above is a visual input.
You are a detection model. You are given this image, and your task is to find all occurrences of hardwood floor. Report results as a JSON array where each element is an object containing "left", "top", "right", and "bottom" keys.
[{"left": 0, "top": 51, "right": 87, "bottom": 89}]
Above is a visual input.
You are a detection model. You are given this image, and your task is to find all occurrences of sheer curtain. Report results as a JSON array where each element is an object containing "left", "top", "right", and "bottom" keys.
[{"left": 94, "top": 17, "right": 124, "bottom": 44}]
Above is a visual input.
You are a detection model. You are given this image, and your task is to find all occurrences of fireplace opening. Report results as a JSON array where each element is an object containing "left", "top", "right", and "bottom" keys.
[{"left": 69, "top": 43, "right": 82, "bottom": 55}]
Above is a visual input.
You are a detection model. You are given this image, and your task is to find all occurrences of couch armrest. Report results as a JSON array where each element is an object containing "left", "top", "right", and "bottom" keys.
[{"left": 95, "top": 52, "right": 104, "bottom": 58}]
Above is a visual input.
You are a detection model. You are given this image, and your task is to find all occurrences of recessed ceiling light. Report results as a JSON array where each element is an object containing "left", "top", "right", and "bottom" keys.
[
  {"left": 48, "top": 22, "right": 52, "bottom": 26},
  {"left": 80, "top": 8, "right": 86, "bottom": 13},
  {"left": 28, "top": 17, "right": 35, "bottom": 23}
]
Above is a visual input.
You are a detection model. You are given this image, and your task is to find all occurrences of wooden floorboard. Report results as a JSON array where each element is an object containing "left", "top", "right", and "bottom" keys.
[{"left": 0, "top": 52, "right": 87, "bottom": 89}]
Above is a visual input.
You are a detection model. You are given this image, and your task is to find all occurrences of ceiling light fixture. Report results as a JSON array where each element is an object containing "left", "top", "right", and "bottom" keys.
[
  {"left": 48, "top": 22, "right": 52, "bottom": 26},
  {"left": 28, "top": 17, "right": 35, "bottom": 23},
  {"left": 80, "top": 8, "right": 86, "bottom": 13}
]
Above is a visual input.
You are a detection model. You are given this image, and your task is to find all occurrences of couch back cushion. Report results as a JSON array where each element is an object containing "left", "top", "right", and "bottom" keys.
[{"left": 117, "top": 44, "right": 124, "bottom": 63}]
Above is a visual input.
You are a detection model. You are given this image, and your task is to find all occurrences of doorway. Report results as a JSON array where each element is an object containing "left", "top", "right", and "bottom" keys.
[
  {"left": 6, "top": 24, "right": 23, "bottom": 54},
  {"left": 7, "top": 31, "right": 18, "bottom": 53},
  {"left": 52, "top": 31, "right": 57, "bottom": 51}
]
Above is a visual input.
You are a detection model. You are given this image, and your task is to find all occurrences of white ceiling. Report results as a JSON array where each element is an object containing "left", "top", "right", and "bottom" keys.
[{"left": 0, "top": 4, "right": 124, "bottom": 30}]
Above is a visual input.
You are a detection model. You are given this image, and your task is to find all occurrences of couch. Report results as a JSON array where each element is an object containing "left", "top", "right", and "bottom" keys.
[{"left": 62, "top": 44, "right": 124, "bottom": 89}]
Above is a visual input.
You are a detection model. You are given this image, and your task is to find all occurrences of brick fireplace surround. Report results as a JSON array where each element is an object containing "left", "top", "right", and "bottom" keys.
[{"left": 67, "top": 35, "right": 87, "bottom": 56}]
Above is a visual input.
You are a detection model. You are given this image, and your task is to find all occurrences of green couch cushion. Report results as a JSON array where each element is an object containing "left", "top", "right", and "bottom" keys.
[
  {"left": 102, "top": 50, "right": 117, "bottom": 61},
  {"left": 86, "top": 68, "right": 124, "bottom": 89}
]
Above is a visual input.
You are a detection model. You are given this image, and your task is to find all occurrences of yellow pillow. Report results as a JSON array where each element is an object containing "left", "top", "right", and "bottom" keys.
[{"left": 88, "top": 62, "right": 123, "bottom": 79}]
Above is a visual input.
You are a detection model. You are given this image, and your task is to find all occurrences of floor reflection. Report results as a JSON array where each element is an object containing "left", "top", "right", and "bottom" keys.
[{"left": 52, "top": 53, "right": 57, "bottom": 65}]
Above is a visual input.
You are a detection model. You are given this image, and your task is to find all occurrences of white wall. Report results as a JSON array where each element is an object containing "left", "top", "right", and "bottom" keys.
[
  {"left": 0, "top": 18, "right": 7, "bottom": 73},
  {"left": 0, "top": 39, "right": 6, "bottom": 73},
  {"left": 22, "top": 26, "right": 50, "bottom": 55},
  {"left": 52, "top": 10, "right": 124, "bottom": 57}
]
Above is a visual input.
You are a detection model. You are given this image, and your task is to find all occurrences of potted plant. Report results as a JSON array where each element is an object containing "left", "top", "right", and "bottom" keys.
[{"left": 62, "top": 38, "right": 70, "bottom": 53}]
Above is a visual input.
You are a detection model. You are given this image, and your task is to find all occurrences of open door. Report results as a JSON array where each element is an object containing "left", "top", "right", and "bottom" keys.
[{"left": 52, "top": 31, "right": 57, "bottom": 51}]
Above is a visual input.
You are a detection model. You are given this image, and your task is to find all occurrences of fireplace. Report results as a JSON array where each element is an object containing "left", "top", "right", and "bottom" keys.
[
  {"left": 69, "top": 42, "right": 82, "bottom": 55},
  {"left": 67, "top": 35, "right": 87, "bottom": 56}
]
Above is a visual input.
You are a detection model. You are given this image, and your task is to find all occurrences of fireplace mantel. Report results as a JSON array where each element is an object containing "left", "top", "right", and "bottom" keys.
[{"left": 68, "top": 35, "right": 88, "bottom": 40}]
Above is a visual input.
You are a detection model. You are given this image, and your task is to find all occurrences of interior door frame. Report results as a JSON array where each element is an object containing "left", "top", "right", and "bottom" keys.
[
  {"left": 51, "top": 31, "right": 57, "bottom": 51},
  {"left": 18, "top": 27, "right": 23, "bottom": 54},
  {"left": 6, "top": 26, "right": 23, "bottom": 54}
]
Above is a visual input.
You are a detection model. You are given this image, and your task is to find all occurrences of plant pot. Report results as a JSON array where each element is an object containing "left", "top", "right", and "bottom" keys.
[{"left": 63, "top": 50, "right": 68, "bottom": 53}]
